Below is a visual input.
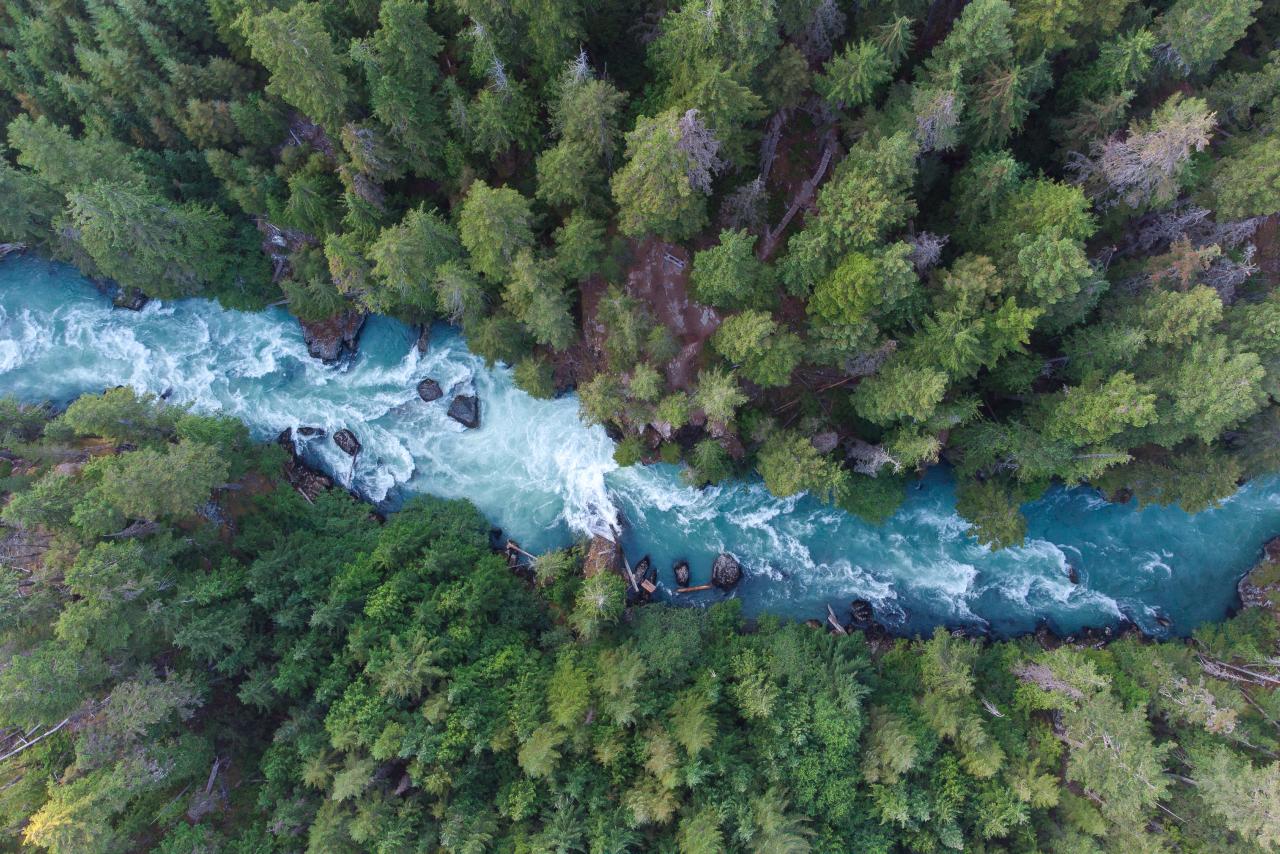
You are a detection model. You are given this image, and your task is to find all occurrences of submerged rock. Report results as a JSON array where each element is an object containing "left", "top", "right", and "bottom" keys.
[
  {"left": 1065, "top": 561, "right": 1080, "bottom": 585},
  {"left": 711, "top": 553, "right": 742, "bottom": 590},
  {"left": 300, "top": 310, "right": 366, "bottom": 363},
  {"left": 333, "top": 429, "right": 361, "bottom": 456},
  {"left": 673, "top": 559, "right": 691, "bottom": 587},
  {"left": 584, "top": 535, "right": 623, "bottom": 578},
  {"left": 296, "top": 426, "right": 325, "bottom": 438},
  {"left": 448, "top": 394, "right": 480, "bottom": 429},
  {"left": 417, "top": 378, "right": 443, "bottom": 402}
]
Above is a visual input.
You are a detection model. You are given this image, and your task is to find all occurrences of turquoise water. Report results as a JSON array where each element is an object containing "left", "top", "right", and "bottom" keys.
[{"left": 2, "top": 256, "right": 1278, "bottom": 637}]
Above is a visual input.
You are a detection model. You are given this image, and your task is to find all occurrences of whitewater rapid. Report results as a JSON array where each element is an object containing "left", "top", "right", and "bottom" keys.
[{"left": 3, "top": 256, "right": 1279, "bottom": 637}]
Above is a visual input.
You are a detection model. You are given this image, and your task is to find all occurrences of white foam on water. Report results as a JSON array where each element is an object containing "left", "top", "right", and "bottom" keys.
[{"left": 4, "top": 257, "right": 1280, "bottom": 635}]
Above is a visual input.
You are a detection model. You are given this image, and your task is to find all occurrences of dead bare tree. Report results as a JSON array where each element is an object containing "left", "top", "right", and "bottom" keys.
[{"left": 677, "top": 109, "right": 724, "bottom": 192}]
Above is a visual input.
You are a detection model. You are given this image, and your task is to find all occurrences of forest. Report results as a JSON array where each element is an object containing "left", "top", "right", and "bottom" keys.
[
  {"left": 2, "top": 0, "right": 1280, "bottom": 850},
  {"left": 0, "top": 0, "right": 1278, "bottom": 542},
  {"left": 0, "top": 389, "right": 1279, "bottom": 851}
]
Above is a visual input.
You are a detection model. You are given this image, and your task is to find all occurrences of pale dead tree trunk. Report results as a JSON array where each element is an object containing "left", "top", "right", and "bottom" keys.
[
  {"left": 105, "top": 519, "right": 163, "bottom": 539},
  {"left": 758, "top": 131, "right": 839, "bottom": 260},
  {"left": 758, "top": 109, "right": 790, "bottom": 180},
  {"left": 0, "top": 717, "right": 71, "bottom": 764},
  {"left": 827, "top": 604, "right": 848, "bottom": 635},
  {"left": 677, "top": 109, "right": 724, "bottom": 192},
  {"left": 846, "top": 439, "right": 901, "bottom": 476}
]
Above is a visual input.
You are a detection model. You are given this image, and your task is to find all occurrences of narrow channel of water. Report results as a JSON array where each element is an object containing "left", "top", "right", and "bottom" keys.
[{"left": 3, "top": 256, "right": 1277, "bottom": 637}]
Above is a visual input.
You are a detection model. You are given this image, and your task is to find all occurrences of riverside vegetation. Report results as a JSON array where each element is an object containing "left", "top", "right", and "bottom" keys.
[
  {"left": 1, "top": 391, "right": 1280, "bottom": 852},
  {"left": 3, "top": 0, "right": 1280, "bottom": 850}
]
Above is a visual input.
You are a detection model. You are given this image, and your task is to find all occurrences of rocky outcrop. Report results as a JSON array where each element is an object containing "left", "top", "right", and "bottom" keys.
[
  {"left": 447, "top": 395, "right": 480, "bottom": 429},
  {"left": 276, "top": 428, "right": 334, "bottom": 501},
  {"left": 711, "top": 553, "right": 742, "bottom": 590},
  {"left": 300, "top": 310, "right": 366, "bottom": 363},
  {"left": 673, "top": 559, "right": 691, "bottom": 587},
  {"left": 114, "top": 287, "right": 149, "bottom": 311},
  {"left": 584, "top": 535, "right": 623, "bottom": 578},
  {"left": 333, "top": 429, "right": 361, "bottom": 456},
  {"left": 415, "top": 326, "right": 431, "bottom": 353},
  {"left": 1238, "top": 536, "right": 1280, "bottom": 613},
  {"left": 417, "top": 379, "right": 443, "bottom": 402}
]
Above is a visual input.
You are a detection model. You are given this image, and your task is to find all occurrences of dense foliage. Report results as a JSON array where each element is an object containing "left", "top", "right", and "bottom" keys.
[
  {"left": 1, "top": 0, "right": 1278, "bottom": 541},
  {"left": 1, "top": 392, "right": 1280, "bottom": 851}
]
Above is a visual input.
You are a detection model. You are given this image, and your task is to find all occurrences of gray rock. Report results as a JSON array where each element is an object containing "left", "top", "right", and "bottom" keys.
[
  {"left": 711, "top": 553, "right": 742, "bottom": 590},
  {"left": 333, "top": 428, "right": 361, "bottom": 456},
  {"left": 114, "top": 286, "right": 149, "bottom": 311},
  {"left": 417, "top": 378, "right": 443, "bottom": 402},
  {"left": 448, "top": 394, "right": 480, "bottom": 429},
  {"left": 811, "top": 431, "right": 840, "bottom": 454},
  {"left": 297, "top": 426, "right": 325, "bottom": 438},
  {"left": 673, "top": 560, "right": 691, "bottom": 587}
]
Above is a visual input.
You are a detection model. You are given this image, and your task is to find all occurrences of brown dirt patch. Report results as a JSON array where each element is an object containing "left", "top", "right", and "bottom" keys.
[{"left": 624, "top": 237, "right": 721, "bottom": 390}]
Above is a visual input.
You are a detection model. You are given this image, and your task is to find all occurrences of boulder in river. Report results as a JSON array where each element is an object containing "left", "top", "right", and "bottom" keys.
[
  {"left": 673, "top": 559, "right": 691, "bottom": 587},
  {"left": 415, "top": 325, "right": 431, "bottom": 353},
  {"left": 711, "top": 553, "right": 742, "bottom": 590},
  {"left": 447, "top": 394, "right": 480, "bottom": 429},
  {"left": 849, "top": 599, "right": 875, "bottom": 627},
  {"left": 300, "top": 310, "right": 366, "bottom": 364},
  {"left": 113, "top": 286, "right": 149, "bottom": 311},
  {"left": 333, "top": 429, "right": 361, "bottom": 456},
  {"left": 296, "top": 426, "right": 325, "bottom": 438},
  {"left": 417, "top": 378, "right": 443, "bottom": 402},
  {"left": 1065, "top": 561, "right": 1080, "bottom": 584}
]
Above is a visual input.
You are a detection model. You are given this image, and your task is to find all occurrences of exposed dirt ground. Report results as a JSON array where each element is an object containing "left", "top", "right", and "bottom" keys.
[{"left": 625, "top": 237, "right": 721, "bottom": 390}]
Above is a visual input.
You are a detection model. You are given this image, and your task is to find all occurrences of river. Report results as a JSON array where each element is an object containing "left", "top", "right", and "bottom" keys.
[{"left": 3, "top": 255, "right": 1277, "bottom": 637}]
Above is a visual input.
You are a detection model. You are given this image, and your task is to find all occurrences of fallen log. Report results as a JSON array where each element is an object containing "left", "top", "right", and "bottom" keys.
[{"left": 827, "top": 604, "right": 848, "bottom": 635}]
